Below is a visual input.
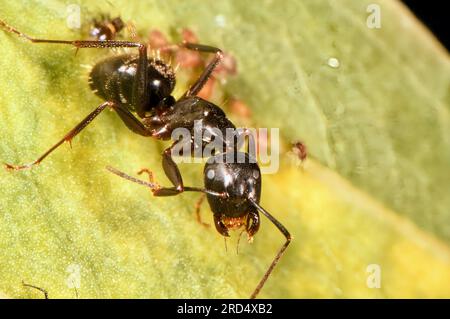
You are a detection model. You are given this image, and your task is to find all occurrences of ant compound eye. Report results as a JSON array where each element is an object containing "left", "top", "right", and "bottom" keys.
[{"left": 206, "top": 169, "right": 215, "bottom": 180}]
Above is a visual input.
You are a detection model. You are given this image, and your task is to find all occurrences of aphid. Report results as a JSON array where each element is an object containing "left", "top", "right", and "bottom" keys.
[
  {"left": 148, "top": 29, "right": 170, "bottom": 52},
  {"left": 175, "top": 28, "right": 204, "bottom": 69},
  {"left": 177, "top": 28, "right": 237, "bottom": 100},
  {"left": 1, "top": 17, "right": 291, "bottom": 299},
  {"left": 292, "top": 141, "right": 307, "bottom": 162},
  {"left": 229, "top": 98, "right": 252, "bottom": 119}
]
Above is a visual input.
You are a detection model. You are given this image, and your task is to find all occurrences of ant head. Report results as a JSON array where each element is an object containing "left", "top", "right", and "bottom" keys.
[
  {"left": 204, "top": 152, "right": 261, "bottom": 219},
  {"left": 146, "top": 59, "right": 176, "bottom": 110}
]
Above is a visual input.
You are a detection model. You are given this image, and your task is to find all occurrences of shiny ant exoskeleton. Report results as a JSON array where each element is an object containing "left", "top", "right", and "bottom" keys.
[{"left": 0, "top": 17, "right": 291, "bottom": 299}]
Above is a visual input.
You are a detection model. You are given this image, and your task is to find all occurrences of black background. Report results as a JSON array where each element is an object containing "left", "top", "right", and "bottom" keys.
[
  {"left": 402, "top": 0, "right": 449, "bottom": 50},
  {"left": 0, "top": 299, "right": 445, "bottom": 317}
]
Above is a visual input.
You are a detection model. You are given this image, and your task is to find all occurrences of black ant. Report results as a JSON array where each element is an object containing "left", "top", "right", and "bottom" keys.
[{"left": 0, "top": 18, "right": 291, "bottom": 299}]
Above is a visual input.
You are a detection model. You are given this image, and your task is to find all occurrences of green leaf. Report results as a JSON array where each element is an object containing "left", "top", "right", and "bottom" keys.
[{"left": 1, "top": 0, "right": 449, "bottom": 298}]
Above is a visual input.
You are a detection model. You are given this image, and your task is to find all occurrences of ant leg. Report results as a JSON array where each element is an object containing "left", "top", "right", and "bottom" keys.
[
  {"left": 134, "top": 145, "right": 184, "bottom": 197},
  {"left": 132, "top": 43, "right": 150, "bottom": 117},
  {"left": 5, "top": 102, "right": 151, "bottom": 170},
  {"left": 107, "top": 166, "right": 227, "bottom": 199},
  {"left": 138, "top": 172, "right": 209, "bottom": 226},
  {"left": 138, "top": 168, "right": 209, "bottom": 227},
  {"left": 135, "top": 141, "right": 189, "bottom": 196},
  {"left": 0, "top": 18, "right": 144, "bottom": 49},
  {"left": 194, "top": 194, "right": 210, "bottom": 227},
  {"left": 0, "top": 18, "right": 72, "bottom": 45},
  {"left": 146, "top": 40, "right": 222, "bottom": 98},
  {"left": 137, "top": 168, "right": 162, "bottom": 192},
  {"left": 248, "top": 199, "right": 291, "bottom": 299},
  {"left": 134, "top": 167, "right": 180, "bottom": 197},
  {"left": 137, "top": 168, "right": 156, "bottom": 183},
  {"left": 179, "top": 43, "right": 223, "bottom": 98},
  {"left": 22, "top": 281, "right": 49, "bottom": 299},
  {"left": 149, "top": 142, "right": 185, "bottom": 196},
  {"left": 0, "top": 18, "right": 143, "bottom": 49}
]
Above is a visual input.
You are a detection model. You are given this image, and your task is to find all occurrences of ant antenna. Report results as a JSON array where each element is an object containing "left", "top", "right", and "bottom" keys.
[
  {"left": 248, "top": 199, "right": 292, "bottom": 299},
  {"left": 107, "top": 166, "right": 227, "bottom": 198}
]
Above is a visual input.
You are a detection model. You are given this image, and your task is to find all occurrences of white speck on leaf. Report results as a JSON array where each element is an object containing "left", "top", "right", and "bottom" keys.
[
  {"left": 327, "top": 57, "right": 340, "bottom": 68},
  {"left": 215, "top": 15, "right": 226, "bottom": 28}
]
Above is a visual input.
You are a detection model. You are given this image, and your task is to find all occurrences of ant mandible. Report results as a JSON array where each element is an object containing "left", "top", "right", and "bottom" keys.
[{"left": 0, "top": 18, "right": 291, "bottom": 299}]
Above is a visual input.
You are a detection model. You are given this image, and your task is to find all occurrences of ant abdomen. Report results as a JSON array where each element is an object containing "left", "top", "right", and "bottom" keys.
[{"left": 88, "top": 54, "right": 175, "bottom": 112}]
